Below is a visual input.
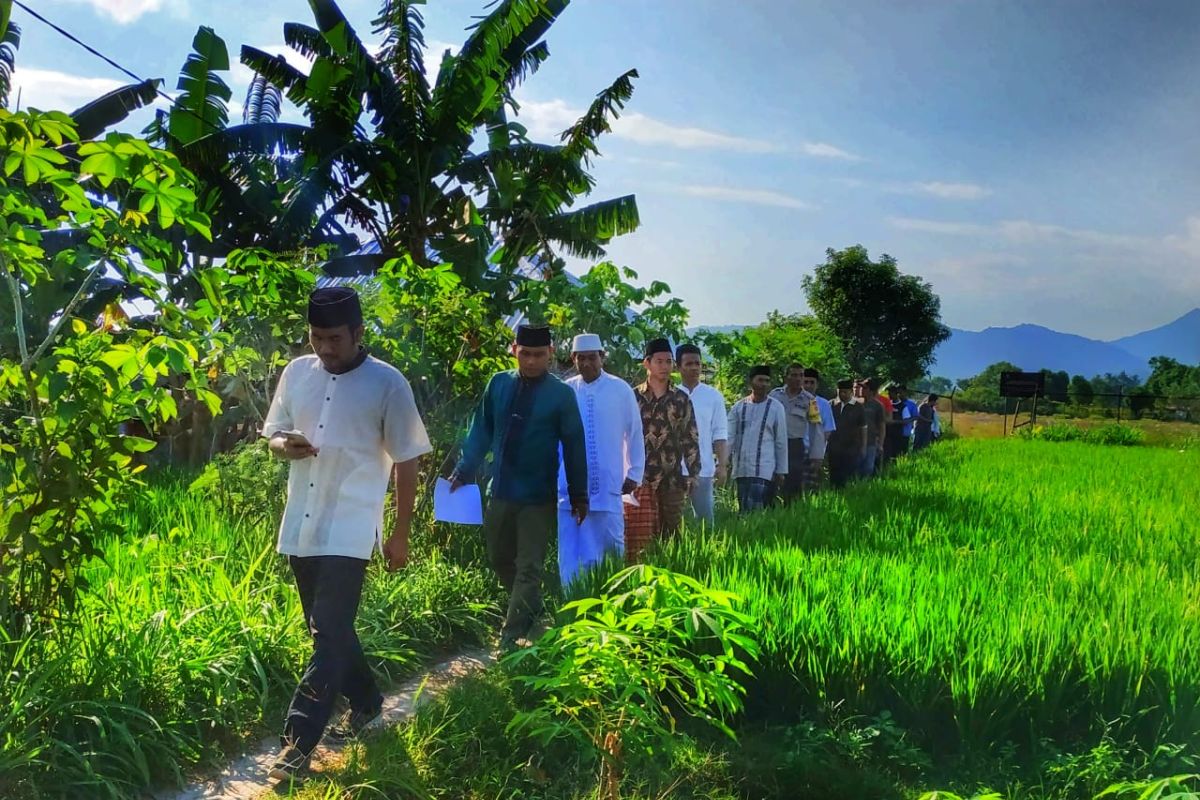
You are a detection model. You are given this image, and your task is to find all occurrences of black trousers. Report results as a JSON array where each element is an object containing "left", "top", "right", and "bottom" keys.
[
  {"left": 283, "top": 555, "right": 382, "bottom": 754},
  {"left": 828, "top": 448, "right": 860, "bottom": 489},
  {"left": 780, "top": 438, "right": 808, "bottom": 503}
]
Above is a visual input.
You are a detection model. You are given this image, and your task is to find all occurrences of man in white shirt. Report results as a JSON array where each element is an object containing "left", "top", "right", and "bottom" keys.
[
  {"left": 557, "top": 333, "right": 645, "bottom": 588},
  {"left": 802, "top": 368, "right": 837, "bottom": 492},
  {"left": 675, "top": 343, "right": 728, "bottom": 525},
  {"left": 261, "top": 286, "right": 432, "bottom": 780},
  {"left": 728, "top": 365, "right": 789, "bottom": 513}
]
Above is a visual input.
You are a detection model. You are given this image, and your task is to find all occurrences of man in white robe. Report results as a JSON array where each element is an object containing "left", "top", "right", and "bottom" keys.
[{"left": 557, "top": 333, "right": 645, "bottom": 587}]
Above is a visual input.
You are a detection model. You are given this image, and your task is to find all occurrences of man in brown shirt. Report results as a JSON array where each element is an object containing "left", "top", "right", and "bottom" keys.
[{"left": 625, "top": 338, "right": 701, "bottom": 561}]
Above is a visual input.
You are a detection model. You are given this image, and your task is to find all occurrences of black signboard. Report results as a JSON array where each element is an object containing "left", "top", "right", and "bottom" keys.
[{"left": 1000, "top": 371, "right": 1045, "bottom": 398}]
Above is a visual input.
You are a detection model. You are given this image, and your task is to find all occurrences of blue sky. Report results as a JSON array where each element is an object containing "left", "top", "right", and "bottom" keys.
[{"left": 12, "top": 0, "right": 1200, "bottom": 339}]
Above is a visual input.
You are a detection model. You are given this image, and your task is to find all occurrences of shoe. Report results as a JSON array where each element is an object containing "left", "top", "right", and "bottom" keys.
[
  {"left": 268, "top": 745, "right": 311, "bottom": 782},
  {"left": 326, "top": 705, "right": 383, "bottom": 741}
]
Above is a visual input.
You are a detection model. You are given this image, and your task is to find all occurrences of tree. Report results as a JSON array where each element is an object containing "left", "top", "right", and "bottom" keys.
[
  {"left": 956, "top": 361, "right": 1020, "bottom": 413},
  {"left": 0, "top": 109, "right": 215, "bottom": 615},
  {"left": 696, "top": 312, "right": 849, "bottom": 401},
  {"left": 1040, "top": 369, "right": 1069, "bottom": 403},
  {"left": 1069, "top": 374, "right": 1095, "bottom": 406},
  {"left": 513, "top": 262, "right": 689, "bottom": 381},
  {"left": 209, "top": 0, "right": 641, "bottom": 289},
  {"left": 1145, "top": 356, "right": 1200, "bottom": 399},
  {"left": 802, "top": 245, "right": 949, "bottom": 383}
]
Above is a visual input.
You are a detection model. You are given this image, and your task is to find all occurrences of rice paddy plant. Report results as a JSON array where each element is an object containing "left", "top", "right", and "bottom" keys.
[
  {"left": 649, "top": 439, "right": 1200, "bottom": 759},
  {"left": 0, "top": 477, "right": 499, "bottom": 799}
]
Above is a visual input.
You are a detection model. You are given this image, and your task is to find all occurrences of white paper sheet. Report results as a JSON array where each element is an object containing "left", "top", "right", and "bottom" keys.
[
  {"left": 433, "top": 478, "right": 484, "bottom": 525},
  {"left": 622, "top": 493, "right": 640, "bottom": 507}
]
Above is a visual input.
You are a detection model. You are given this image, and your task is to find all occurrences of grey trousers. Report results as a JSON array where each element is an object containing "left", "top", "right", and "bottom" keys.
[
  {"left": 689, "top": 476, "right": 715, "bottom": 525},
  {"left": 483, "top": 499, "right": 556, "bottom": 644}
]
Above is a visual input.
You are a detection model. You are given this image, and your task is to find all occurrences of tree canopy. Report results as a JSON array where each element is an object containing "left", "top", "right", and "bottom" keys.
[{"left": 802, "top": 245, "right": 949, "bottom": 383}]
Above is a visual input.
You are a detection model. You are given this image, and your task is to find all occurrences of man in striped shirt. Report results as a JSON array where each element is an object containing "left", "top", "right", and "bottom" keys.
[{"left": 727, "top": 366, "right": 789, "bottom": 514}]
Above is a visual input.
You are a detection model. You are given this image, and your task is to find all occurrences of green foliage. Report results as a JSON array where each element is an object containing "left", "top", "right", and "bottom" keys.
[
  {"left": 362, "top": 254, "right": 515, "bottom": 473},
  {"left": 505, "top": 565, "right": 760, "bottom": 799},
  {"left": 169, "top": 26, "right": 233, "bottom": 144},
  {"left": 1099, "top": 774, "right": 1200, "bottom": 800},
  {"left": 1070, "top": 374, "right": 1096, "bottom": 405},
  {"left": 0, "top": 477, "right": 498, "bottom": 798},
  {"left": 649, "top": 439, "right": 1200, "bottom": 771},
  {"left": 1018, "top": 423, "right": 1146, "bottom": 447},
  {"left": 513, "top": 261, "right": 689, "bottom": 380},
  {"left": 802, "top": 245, "right": 950, "bottom": 383},
  {"left": 0, "top": 109, "right": 214, "bottom": 615},
  {"left": 1, "top": 18, "right": 19, "bottom": 109},
  {"left": 231, "top": 0, "right": 640, "bottom": 285},
  {"left": 696, "top": 311, "right": 849, "bottom": 400},
  {"left": 187, "top": 438, "right": 286, "bottom": 527},
  {"left": 955, "top": 361, "right": 1021, "bottom": 412}
]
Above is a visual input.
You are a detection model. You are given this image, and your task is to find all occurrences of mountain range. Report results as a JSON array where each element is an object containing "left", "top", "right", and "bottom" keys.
[
  {"left": 932, "top": 308, "right": 1200, "bottom": 382},
  {"left": 688, "top": 308, "right": 1200, "bottom": 382}
]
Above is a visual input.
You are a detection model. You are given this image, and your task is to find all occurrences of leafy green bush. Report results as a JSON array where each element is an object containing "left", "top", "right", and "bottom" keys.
[
  {"left": 1084, "top": 424, "right": 1146, "bottom": 447},
  {"left": 505, "top": 565, "right": 760, "bottom": 800},
  {"left": 187, "top": 438, "right": 287, "bottom": 528}
]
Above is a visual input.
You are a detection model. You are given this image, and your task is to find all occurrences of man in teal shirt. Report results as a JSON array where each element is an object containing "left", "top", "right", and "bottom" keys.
[{"left": 450, "top": 324, "right": 588, "bottom": 649}]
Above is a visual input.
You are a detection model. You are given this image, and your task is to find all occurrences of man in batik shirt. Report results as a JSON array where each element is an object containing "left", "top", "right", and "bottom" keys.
[{"left": 625, "top": 338, "right": 701, "bottom": 561}]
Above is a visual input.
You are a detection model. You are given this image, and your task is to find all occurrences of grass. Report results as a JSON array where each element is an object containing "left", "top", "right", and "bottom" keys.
[
  {"left": 947, "top": 410, "right": 1199, "bottom": 447},
  {"left": 6, "top": 438, "right": 1198, "bottom": 798},
  {"left": 291, "top": 438, "right": 1200, "bottom": 799},
  {"left": 0, "top": 476, "right": 499, "bottom": 799}
]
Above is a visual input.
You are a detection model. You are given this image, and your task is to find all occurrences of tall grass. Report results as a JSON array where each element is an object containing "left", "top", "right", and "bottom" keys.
[
  {"left": 0, "top": 479, "right": 498, "bottom": 799},
  {"left": 647, "top": 439, "right": 1200, "bottom": 758}
]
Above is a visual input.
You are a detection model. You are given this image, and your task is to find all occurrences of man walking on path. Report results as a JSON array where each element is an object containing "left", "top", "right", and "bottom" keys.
[
  {"left": 556, "top": 333, "right": 645, "bottom": 588},
  {"left": 858, "top": 378, "right": 887, "bottom": 478},
  {"left": 450, "top": 324, "right": 588, "bottom": 651},
  {"left": 802, "top": 368, "right": 837, "bottom": 493},
  {"left": 262, "top": 287, "right": 432, "bottom": 780},
  {"left": 729, "top": 366, "right": 789, "bottom": 513},
  {"left": 676, "top": 343, "right": 729, "bottom": 526},
  {"left": 769, "top": 363, "right": 819, "bottom": 503},
  {"left": 625, "top": 338, "right": 701, "bottom": 561},
  {"left": 828, "top": 379, "right": 867, "bottom": 488}
]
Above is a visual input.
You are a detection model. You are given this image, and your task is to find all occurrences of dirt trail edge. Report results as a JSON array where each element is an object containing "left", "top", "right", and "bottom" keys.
[{"left": 154, "top": 648, "right": 495, "bottom": 800}]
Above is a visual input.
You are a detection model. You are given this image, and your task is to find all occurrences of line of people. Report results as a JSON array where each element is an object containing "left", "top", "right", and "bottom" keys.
[{"left": 258, "top": 287, "right": 942, "bottom": 779}]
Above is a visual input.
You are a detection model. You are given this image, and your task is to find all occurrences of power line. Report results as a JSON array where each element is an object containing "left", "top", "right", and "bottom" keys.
[{"left": 12, "top": 0, "right": 225, "bottom": 134}]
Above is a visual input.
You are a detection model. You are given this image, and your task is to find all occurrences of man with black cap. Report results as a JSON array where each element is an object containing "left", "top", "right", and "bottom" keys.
[
  {"left": 828, "top": 379, "right": 867, "bottom": 488},
  {"left": 625, "top": 338, "right": 701, "bottom": 561},
  {"left": 262, "top": 285, "right": 432, "bottom": 780},
  {"left": 729, "top": 366, "right": 789, "bottom": 513},
  {"left": 450, "top": 324, "right": 588, "bottom": 651}
]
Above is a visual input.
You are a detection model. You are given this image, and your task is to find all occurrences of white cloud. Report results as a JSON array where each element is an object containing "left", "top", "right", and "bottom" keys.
[
  {"left": 888, "top": 216, "right": 990, "bottom": 236},
  {"left": 614, "top": 112, "right": 783, "bottom": 153},
  {"left": 914, "top": 181, "right": 991, "bottom": 200},
  {"left": 514, "top": 96, "right": 857, "bottom": 158},
  {"left": 1165, "top": 215, "right": 1200, "bottom": 259},
  {"left": 887, "top": 216, "right": 1151, "bottom": 249},
  {"left": 55, "top": 0, "right": 178, "bottom": 25},
  {"left": 801, "top": 141, "right": 861, "bottom": 161},
  {"left": 679, "top": 185, "right": 813, "bottom": 210},
  {"left": 10, "top": 67, "right": 126, "bottom": 112},
  {"left": 839, "top": 178, "right": 990, "bottom": 200}
]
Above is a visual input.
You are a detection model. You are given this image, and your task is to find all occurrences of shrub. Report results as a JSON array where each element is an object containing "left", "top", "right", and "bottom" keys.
[
  {"left": 187, "top": 438, "right": 287, "bottom": 528},
  {"left": 505, "top": 565, "right": 761, "bottom": 800}
]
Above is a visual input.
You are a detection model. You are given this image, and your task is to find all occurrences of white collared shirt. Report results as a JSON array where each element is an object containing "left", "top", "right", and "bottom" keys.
[
  {"left": 262, "top": 354, "right": 432, "bottom": 559},
  {"left": 680, "top": 382, "right": 728, "bottom": 478},
  {"left": 557, "top": 371, "right": 645, "bottom": 514},
  {"left": 728, "top": 396, "right": 789, "bottom": 480}
]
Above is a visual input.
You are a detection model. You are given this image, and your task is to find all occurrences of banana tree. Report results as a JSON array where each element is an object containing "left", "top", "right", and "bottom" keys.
[{"left": 226, "top": 0, "right": 641, "bottom": 292}]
